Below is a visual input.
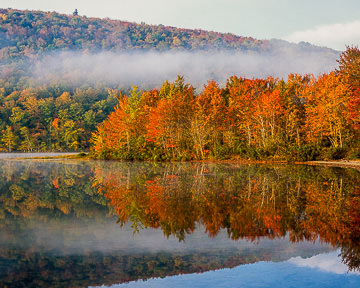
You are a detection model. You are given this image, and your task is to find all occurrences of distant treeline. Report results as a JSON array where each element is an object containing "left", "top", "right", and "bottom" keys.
[
  {"left": 91, "top": 47, "right": 360, "bottom": 161},
  {"left": 0, "top": 7, "right": 266, "bottom": 61}
]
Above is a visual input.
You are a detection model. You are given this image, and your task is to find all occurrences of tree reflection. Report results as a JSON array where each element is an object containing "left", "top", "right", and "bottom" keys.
[
  {"left": 0, "top": 160, "right": 108, "bottom": 227},
  {"left": 92, "top": 162, "right": 360, "bottom": 271}
]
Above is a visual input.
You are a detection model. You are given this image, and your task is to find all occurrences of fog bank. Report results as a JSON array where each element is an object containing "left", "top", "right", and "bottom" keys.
[{"left": 29, "top": 49, "right": 339, "bottom": 89}]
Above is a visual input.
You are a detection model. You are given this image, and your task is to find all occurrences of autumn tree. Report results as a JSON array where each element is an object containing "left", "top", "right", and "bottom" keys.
[
  {"left": 225, "top": 76, "right": 285, "bottom": 155},
  {"left": 304, "top": 72, "right": 351, "bottom": 149},
  {"left": 146, "top": 76, "right": 195, "bottom": 160},
  {"left": 250, "top": 78, "right": 284, "bottom": 151},
  {"left": 191, "top": 80, "right": 226, "bottom": 159},
  {"left": 281, "top": 74, "right": 309, "bottom": 147},
  {"left": 337, "top": 46, "right": 360, "bottom": 89},
  {"left": 337, "top": 46, "right": 360, "bottom": 134},
  {"left": 226, "top": 76, "right": 258, "bottom": 148}
]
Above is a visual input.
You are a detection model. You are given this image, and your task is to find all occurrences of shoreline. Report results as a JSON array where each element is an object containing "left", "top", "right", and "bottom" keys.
[
  {"left": 1, "top": 152, "right": 360, "bottom": 171},
  {"left": 214, "top": 159, "right": 360, "bottom": 171}
]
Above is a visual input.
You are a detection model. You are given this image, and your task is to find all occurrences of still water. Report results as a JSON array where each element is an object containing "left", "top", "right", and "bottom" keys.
[{"left": 0, "top": 159, "right": 359, "bottom": 287}]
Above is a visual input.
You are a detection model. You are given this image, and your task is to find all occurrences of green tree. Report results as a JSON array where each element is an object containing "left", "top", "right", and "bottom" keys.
[
  {"left": 18, "top": 126, "right": 34, "bottom": 152},
  {"left": 1, "top": 126, "right": 17, "bottom": 152}
]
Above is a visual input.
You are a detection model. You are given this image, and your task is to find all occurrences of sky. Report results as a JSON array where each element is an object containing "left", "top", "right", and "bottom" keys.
[{"left": 2, "top": 0, "right": 360, "bottom": 50}]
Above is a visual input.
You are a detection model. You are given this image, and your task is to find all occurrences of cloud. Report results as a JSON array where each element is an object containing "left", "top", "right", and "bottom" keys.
[
  {"left": 288, "top": 251, "right": 360, "bottom": 275},
  {"left": 284, "top": 20, "right": 360, "bottom": 51}
]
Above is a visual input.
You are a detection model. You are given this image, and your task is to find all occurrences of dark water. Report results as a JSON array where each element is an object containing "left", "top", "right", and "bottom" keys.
[{"left": 0, "top": 160, "right": 359, "bottom": 287}]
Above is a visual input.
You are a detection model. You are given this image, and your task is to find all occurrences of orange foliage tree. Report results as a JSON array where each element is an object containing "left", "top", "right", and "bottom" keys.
[
  {"left": 191, "top": 80, "right": 227, "bottom": 159},
  {"left": 304, "top": 72, "right": 351, "bottom": 148}
]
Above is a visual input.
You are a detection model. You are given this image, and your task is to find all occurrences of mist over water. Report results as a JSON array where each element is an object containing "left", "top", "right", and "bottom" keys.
[
  {"left": 0, "top": 153, "right": 77, "bottom": 159},
  {"left": 28, "top": 49, "right": 339, "bottom": 89}
]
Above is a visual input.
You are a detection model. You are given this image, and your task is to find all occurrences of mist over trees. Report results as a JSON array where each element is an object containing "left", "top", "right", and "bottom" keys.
[{"left": 91, "top": 47, "right": 360, "bottom": 161}]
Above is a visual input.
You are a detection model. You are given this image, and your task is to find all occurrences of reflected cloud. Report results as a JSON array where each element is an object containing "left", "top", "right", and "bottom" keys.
[{"left": 288, "top": 251, "right": 360, "bottom": 275}]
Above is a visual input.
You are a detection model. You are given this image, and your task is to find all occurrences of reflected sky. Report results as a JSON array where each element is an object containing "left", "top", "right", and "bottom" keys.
[
  {"left": 0, "top": 218, "right": 333, "bottom": 255},
  {"left": 104, "top": 252, "right": 360, "bottom": 288}
]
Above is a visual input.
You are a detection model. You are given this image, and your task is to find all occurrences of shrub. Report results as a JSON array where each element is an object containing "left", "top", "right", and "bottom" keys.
[
  {"left": 321, "top": 147, "right": 347, "bottom": 160},
  {"left": 299, "top": 145, "right": 320, "bottom": 161}
]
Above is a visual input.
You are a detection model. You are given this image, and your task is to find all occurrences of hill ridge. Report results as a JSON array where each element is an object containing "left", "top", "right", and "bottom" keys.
[
  {"left": 0, "top": 7, "right": 338, "bottom": 62},
  {"left": 0, "top": 7, "right": 269, "bottom": 60}
]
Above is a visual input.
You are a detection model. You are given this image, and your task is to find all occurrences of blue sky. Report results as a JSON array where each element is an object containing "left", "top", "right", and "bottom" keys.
[{"left": 2, "top": 0, "right": 360, "bottom": 50}]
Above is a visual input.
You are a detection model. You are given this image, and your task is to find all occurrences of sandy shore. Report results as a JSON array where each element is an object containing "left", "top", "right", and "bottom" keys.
[{"left": 306, "top": 160, "right": 360, "bottom": 171}]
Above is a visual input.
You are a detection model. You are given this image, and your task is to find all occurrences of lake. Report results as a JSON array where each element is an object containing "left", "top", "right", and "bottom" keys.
[{"left": 0, "top": 159, "right": 359, "bottom": 287}]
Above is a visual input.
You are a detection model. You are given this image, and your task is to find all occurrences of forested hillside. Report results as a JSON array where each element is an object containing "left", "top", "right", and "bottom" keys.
[
  {"left": 0, "top": 8, "right": 345, "bottom": 154},
  {"left": 0, "top": 8, "right": 266, "bottom": 60},
  {"left": 0, "top": 8, "right": 338, "bottom": 64}
]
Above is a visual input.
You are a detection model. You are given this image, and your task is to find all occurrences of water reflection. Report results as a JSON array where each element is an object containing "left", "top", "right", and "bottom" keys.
[
  {"left": 92, "top": 162, "right": 360, "bottom": 272},
  {"left": 0, "top": 160, "right": 359, "bottom": 287}
]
